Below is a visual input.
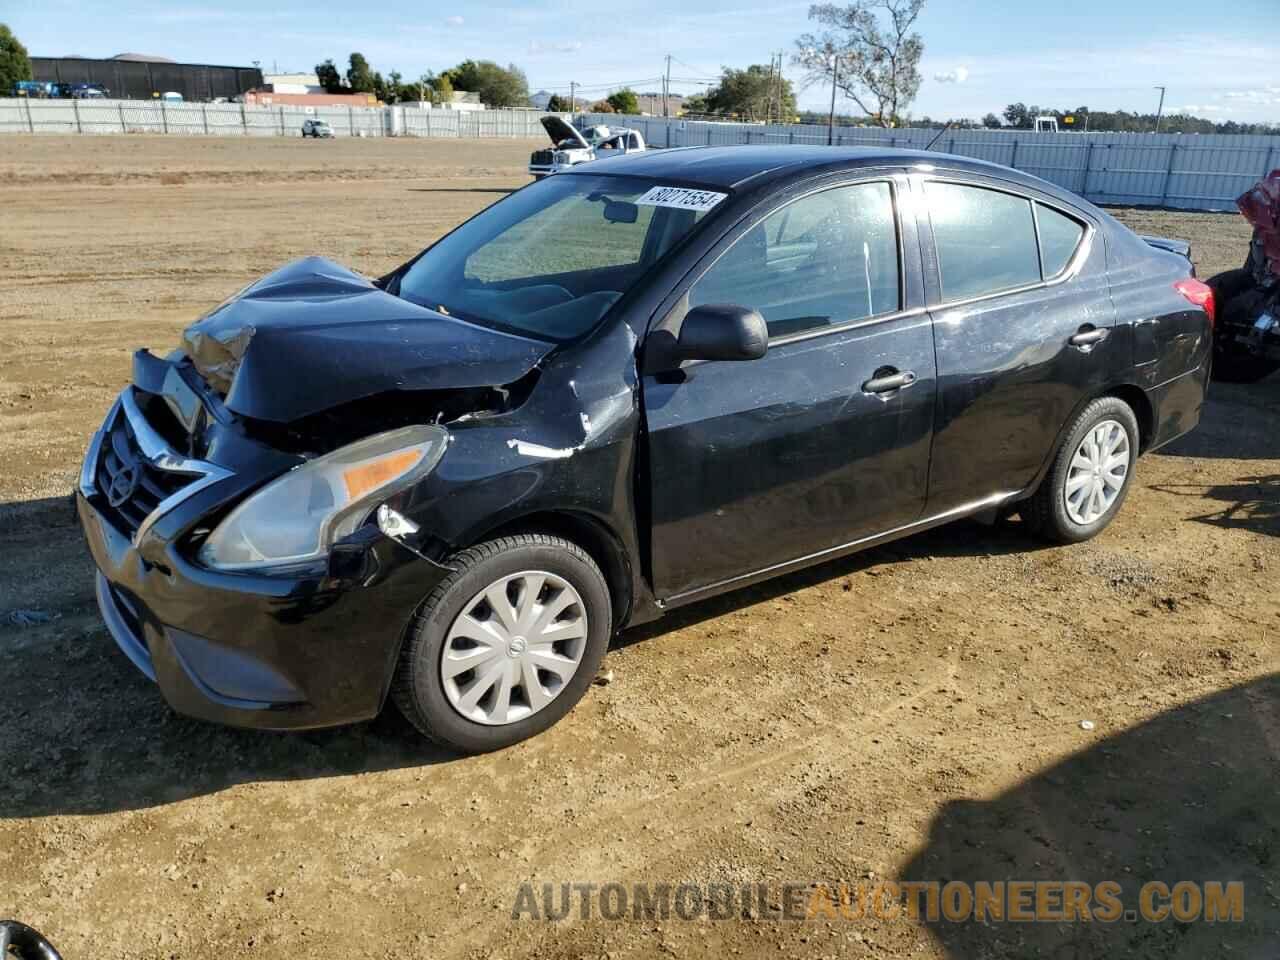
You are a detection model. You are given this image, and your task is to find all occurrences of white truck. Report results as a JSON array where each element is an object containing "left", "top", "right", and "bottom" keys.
[{"left": 528, "top": 116, "right": 646, "bottom": 179}]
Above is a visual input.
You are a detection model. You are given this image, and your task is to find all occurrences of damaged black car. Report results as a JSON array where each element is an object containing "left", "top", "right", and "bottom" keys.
[{"left": 78, "top": 146, "right": 1213, "bottom": 752}]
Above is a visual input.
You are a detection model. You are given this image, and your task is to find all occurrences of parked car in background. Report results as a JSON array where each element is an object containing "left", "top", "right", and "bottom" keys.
[
  {"left": 77, "top": 146, "right": 1212, "bottom": 754},
  {"left": 528, "top": 116, "right": 645, "bottom": 178},
  {"left": 302, "top": 119, "right": 335, "bottom": 139},
  {"left": 160, "top": 92, "right": 183, "bottom": 103}
]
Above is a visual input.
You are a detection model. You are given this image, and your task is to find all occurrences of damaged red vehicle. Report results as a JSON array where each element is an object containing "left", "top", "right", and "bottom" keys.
[{"left": 1208, "top": 169, "right": 1280, "bottom": 382}]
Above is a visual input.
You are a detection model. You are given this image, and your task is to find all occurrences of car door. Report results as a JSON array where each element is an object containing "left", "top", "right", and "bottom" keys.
[
  {"left": 915, "top": 176, "right": 1122, "bottom": 513},
  {"left": 641, "top": 176, "right": 937, "bottom": 602}
]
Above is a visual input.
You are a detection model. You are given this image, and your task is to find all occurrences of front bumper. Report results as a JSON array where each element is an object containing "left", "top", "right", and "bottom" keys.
[{"left": 78, "top": 385, "right": 448, "bottom": 731}]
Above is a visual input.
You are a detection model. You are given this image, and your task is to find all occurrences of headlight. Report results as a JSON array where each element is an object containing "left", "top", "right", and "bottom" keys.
[{"left": 198, "top": 425, "right": 448, "bottom": 572}]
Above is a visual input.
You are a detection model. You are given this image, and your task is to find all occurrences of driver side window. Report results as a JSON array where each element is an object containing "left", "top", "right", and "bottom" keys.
[{"left": 689, "top": 181, "right": 900, "bottom": 340}]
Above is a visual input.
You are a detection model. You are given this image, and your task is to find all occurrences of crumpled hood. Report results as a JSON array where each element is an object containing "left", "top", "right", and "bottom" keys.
[{"left": 181, "top": 256, "right": 555, "bottom": 423}]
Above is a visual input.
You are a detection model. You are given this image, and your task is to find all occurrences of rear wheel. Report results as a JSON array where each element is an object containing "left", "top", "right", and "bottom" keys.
[
  {"left": 1023, "top": 397, "right": 1140, "bottom": 544},
  {"left": 391, "top": 533, "right": 612, "bottom": 753}
]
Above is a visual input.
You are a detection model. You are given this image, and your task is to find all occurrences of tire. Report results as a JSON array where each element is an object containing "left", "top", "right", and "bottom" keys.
[
  {"left": 391, "top": 533, "right": 612, "bottom": 753},
  {"left": 1022, "top": 396, "right": 1140, "bottom": 544}
]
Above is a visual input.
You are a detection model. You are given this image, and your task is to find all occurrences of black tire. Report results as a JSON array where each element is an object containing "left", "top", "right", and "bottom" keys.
[
  {"left": 1022, "top": 396, "right": 1140, "bottom": 544},
  {"left": 391, "top": 533, "right": 612, "bottom": 753}
]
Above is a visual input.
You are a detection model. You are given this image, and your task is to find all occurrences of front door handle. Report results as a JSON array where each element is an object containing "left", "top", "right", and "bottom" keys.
[
  {"left": 862, "top": 369, "right": 917, "bottom": 394},
  {"left": 1069, "top": 327, "right": 1110, "bottom": 349}
]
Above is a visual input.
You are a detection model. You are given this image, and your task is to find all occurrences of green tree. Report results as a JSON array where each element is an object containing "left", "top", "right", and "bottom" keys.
[
  {"left": 546, "top": 93, "right": 571, "bottom": 112},
  {"left": 315, "top": 59, "right": 347, "bottom": 93},
  {"left": 430, "top": 72, "right": 454, "bottom": 105},
  {"left": 346, "top": 52, "right": 376, "bottom": 94},
  {"left": 982, "top": 112, "right": 1001, "bottom": 128},
  {"left": 0, "top": 23, "right": 33, "bottom": 94},
  {"left": 606, "top": 88, "right": 639, "bottom": 114},
  {"left": 794, "top": 0, "right": 924, "bottom": 127},
  {"left": 1002, "top": 102, "right": 1030, "bottom": 128},
  {"left": 681, "top": 92, "right": 708, "bottom": 115},
  {"left": 704, "top": 64, "right": 797, "bottom": 120},
  {"left": 589, "top": 99, "right": 615, "bottom": 113},
  {"left": 442, "top": 59, "right": 530, "bottom": 107}
]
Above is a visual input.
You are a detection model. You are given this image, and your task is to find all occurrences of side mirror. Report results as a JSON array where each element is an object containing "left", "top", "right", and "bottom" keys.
[{"left": 676, "top": 304, "right": 768, "bottom": 362}]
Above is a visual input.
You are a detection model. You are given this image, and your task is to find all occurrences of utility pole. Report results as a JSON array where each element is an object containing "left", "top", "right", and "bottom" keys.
[
  {"left": 774, "top": 50, "right": 785, "bottom": 122},
  {"left": 828, "top": 53, "right": 840, "bottom": 146},
  {"left": 1153, "top": 85, "right": 1166, "bottom": 133},
  {"left": 663, "top": 55, "right": 672, "bottom": 118},
  {"left": 570, "top": 81, "right": 577, "bottom": 113}
]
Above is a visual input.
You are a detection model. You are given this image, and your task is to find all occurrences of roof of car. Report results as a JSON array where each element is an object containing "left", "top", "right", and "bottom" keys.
[{"left": 573, "top": 144, "right": 1072, "bottom": 200}]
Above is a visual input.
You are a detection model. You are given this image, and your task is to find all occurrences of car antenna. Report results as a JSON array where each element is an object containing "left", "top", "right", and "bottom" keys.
[{"left": 925, "top": 120, "right": 955, "bottom": 152}]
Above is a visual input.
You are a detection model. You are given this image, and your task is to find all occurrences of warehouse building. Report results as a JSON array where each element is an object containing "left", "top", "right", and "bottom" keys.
[{"left": 31, "top": 54, "right": 263, "bottom": 101}]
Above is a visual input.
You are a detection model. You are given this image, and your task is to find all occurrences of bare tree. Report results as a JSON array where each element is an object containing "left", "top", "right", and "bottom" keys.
[{"left": 793, "top": 0, "right": 925, "bottom": 127}]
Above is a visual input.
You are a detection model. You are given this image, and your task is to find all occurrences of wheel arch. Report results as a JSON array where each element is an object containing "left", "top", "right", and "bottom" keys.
[
  {"left": 1021, "top": 381, "right": 1155, "bottom": 500},
  {"left": 469, "top": 510, "right": 634, "bottom": 629}
]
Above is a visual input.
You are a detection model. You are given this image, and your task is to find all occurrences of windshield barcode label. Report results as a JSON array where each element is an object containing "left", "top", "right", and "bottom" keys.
[{"left": 636, "top": 186, "right": 727, "bottom": 212}]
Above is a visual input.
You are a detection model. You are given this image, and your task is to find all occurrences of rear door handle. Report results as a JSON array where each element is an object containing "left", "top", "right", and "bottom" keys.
[
  {"left": 1069, "top": 327, "right": 1110, "bottom": 348},
  {"left": 862, "top": 369, "right": 917, "bottom": 394}
]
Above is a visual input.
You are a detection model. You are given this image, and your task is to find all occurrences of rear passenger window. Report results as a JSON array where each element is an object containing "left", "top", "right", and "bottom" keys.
[
  {"left": 690, "top": 181, "right": 900, "bottom": 339},
  {"left": 926, "top": 182, "right": 1041, "bottom": 301},
  {"left": 1036, "top": 202, "right": 1086, "bottom": 277}
]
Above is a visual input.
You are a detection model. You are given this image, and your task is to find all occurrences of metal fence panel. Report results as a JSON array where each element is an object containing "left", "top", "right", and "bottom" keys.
[
  {"left": 5, "top": 98, "right": 1278, "bottom": 211},
  {"left": 575, "top": 113, "right": 1279, "bottom": 211}
]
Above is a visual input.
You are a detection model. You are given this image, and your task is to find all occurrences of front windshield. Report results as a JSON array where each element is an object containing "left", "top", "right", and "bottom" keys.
[{"left": 396, "top": 174, "right": 722, "bottom": 341}]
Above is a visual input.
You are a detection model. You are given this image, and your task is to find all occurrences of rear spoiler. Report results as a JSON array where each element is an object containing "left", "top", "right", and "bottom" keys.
[{"left": 1139, "top": 234, "right": 1192, "bottom": 260}]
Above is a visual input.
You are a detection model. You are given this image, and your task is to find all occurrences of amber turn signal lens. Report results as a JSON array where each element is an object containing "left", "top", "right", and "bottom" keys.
[{"left": 342, "top": 449, "right": 422, "bottom": 501}]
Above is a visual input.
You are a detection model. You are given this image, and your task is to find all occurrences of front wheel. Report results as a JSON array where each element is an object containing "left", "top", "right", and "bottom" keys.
[
  {"left": 391, "top": 533, "right": 612, "bottom": 753},
  {"left": 1022, "top": 397, "right": 1140, "bottom": 544}
]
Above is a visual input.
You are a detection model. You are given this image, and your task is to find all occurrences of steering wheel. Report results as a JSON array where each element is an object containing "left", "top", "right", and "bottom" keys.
[{"left": 0, "top": 922, "right": 62, "bottom": 960}]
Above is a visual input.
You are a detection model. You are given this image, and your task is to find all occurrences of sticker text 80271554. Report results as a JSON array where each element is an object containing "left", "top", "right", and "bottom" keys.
[{"left": 635, "top": 186, "right": 728, "bottom": 212}]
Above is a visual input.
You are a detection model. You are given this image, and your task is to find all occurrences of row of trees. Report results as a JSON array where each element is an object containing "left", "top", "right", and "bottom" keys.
[
  {"left": 683, "top": 64, "right": 798, "bottom": 121},
  {"left": 314, "top": 54, "right": 529, "bottom": 108}
]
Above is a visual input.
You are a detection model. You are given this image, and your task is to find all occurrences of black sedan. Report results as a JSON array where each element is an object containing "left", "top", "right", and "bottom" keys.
[{"left": 77, "top": 146, "right": 1213, "bottom": 752}]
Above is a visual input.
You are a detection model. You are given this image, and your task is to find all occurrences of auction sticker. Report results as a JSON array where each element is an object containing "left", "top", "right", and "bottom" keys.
[{"left": 636, "top": 186, "right": 727, "bottom": 212}]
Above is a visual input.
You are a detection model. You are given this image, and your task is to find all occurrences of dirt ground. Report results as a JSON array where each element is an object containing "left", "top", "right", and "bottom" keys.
[{"left": 1, "top": 136, "right": 1278, "bottom": 959}]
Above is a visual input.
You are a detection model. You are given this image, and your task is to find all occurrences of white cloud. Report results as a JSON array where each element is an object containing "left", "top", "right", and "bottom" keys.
[
  {"left": 444, "top": 15, "right": 464, "bottom": 26},
  {"left": 528, "top": 39, "right": 583, "bottom": 54},
  {"left": 933, "top": 66, "right": 969, "bottom": 84},
  {"left": 1221, "top": 87, "right": 1280, "bottom": 104}
]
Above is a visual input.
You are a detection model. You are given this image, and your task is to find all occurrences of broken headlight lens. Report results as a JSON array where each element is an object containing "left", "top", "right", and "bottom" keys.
[{"left": 197, "top": 425, "right": 448, "bottom": 572}]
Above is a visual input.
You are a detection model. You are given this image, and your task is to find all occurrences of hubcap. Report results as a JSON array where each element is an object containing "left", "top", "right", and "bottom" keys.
[
  {"left": 441, "top": 570, "right": 588, "bottom": 726},
  {"left": 1064, "top": 419, "right": 1130, "bottom": 525}
]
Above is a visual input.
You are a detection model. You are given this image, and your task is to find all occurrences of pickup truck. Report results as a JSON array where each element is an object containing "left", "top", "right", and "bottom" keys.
[{"left": 528, "top": 115, "right": 645, "bottom": 179}]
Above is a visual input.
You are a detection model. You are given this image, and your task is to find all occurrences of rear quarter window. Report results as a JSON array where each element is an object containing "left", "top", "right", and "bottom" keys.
[{"left": 1036, "top": 202, "right": 1087, "bottom": 277}]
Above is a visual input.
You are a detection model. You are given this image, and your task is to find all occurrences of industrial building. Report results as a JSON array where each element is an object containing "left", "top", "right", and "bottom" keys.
[{"left": 31, "top": 54, "right": 262, "bottom": 101}]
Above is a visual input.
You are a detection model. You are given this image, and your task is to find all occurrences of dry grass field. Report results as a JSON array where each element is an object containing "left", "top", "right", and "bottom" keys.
[{"left": 1, "top": 135, "right": 1278, "bottom": 960}]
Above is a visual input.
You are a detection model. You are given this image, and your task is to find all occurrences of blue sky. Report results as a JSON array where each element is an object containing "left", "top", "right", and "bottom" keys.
[{"left": 6, "top": 0, "right": 1280, "bottom": 122}]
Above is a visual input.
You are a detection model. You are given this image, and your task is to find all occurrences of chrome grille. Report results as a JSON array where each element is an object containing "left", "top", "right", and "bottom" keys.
[
  {"left": 96, "top": 408, "right": 190, "bottom": 536},
  {"left": 83, "top": 388, "right": 231, "bottom": 543},
  {"left": 530, "top": 149, "right": 554, "bottom": 165}
]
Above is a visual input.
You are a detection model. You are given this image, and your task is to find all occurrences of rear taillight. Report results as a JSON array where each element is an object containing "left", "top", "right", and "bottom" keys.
[{"left": 1174, "top": 278, "right": 1215, "bottom": 328}]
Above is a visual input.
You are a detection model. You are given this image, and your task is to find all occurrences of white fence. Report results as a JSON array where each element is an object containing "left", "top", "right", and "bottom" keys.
[
  {"left": 4, "top": 97, "right": 1277, "bottom": 211},
  {"left": 581, "top": 113, "right": 1280, "bottom": 212},
  {"left": 0, "top": 97, "right": 552, "bottom": 139}
]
